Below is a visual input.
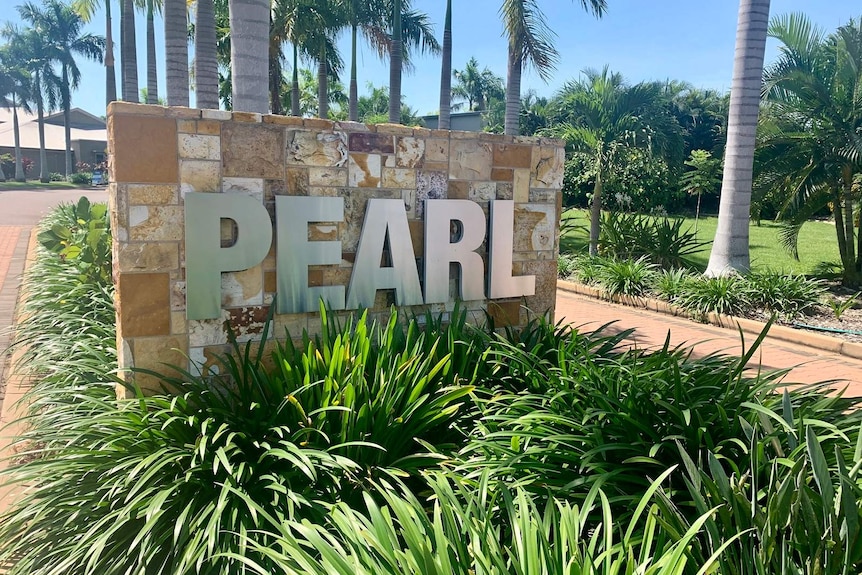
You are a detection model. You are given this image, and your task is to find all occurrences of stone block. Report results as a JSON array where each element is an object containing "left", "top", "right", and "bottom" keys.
[
  {"left": 375, "top": 123, "right": 414, "bottom": 136},
  {"left": 303, "top": 117, "right": 335, "bottom": 130},
  {"left": 416, "top": 170, "right": 448, "bottom": 218},
  {"left": 287, "top": 130, "right": 348, "bottom": 166},
  {"left": 171, "top": 311, "right": 188, "bottom": 335},
  {"left": 286, "top": 167, "right": 309, "bottom": 195},
  {"left": 197, "top": 120, "right": 221, "bottom": 135},
  {"left": 118, "top": 272, "right": 171, "bottom": 337},
  {"left": 469, "top": 182, "right": 496, "bottom": 202},
  {"left": 449, "top": 139, "right": 492, "bottom": 180},
  {"left": 348, "top": 153, "right": 381, "bottom": 187},
  {"left": 108, "top": 102, "right": 166, "bottom": 116},
  {"left": 222, "top": 123, "right": 285, "bottom": 178},
  {"left": 228, "top": 306, "right": 271, "bottom": 342},
  {"left": 309, "top": 223, "right": 338, "bottom": 241},
  {"left": 177, "top": 120, "right": 196, "bottom": 133},
  {"left": 223, "top": 177, "right": 265, "bottom": 201},
  {"left": 493, "top": 144, "right": 532, "bottom": 168},
  {"left": 491, "top": 167, "right": 513, "bottom": 182},
  {"left": 402, "top": 189, "right": 417, "bottom": 218},
  {"left": 382, "top": 167, "right": 416, "bottom": 189},
  {"left": 130, "top": 336, "right": 190, "bottom": 394},
  {"left": 423, "top": 161, "right": 448, "bottom": 172},
  {"left": 179, "top": 133, "right": 221, "bottom": 160},
  {"left": 409, "top": 221, "right": 424, "bottom": 256},
  {"left": 180, "top": 160, "right": 220, "bottom": 194},
  {"left": 222, "top": 266, "right": 264, "bottom": 307},
  {"left": 111, "top": 114, "right": 178, "bottom": 183},
  {"left": 265, "top": 178, "right": 286, "bottom": 199},
  {"left": 274, "top": 313, "right": 308, "bottom": 339},
  {"left": 514, "top": 203, "right": 556, "bottom": 253},
  {"left": 488, "top": 300, "right": 521, "bottom": 328},
  {"left": 391, "top": 137, "right": 425, "bottom": 168},
  {"left": 529, "top": 189, "right": 557, "bottom": 203},
  {"left": 128, "top": 184, "right": 178, "bottom": 205},
  {"left": 309, "top": 167, "right": 348, "bottom": 187},
  {"left": 189, "top": 310, "right": 230, "bottom": 346},
  {"left": 496, "top": 183, "right": 513, "bottom": 200},
  {"left": 425, "top": 138, "right": 449, "bottom": 163},
  {"left": 232, "top": 111, "right": 262, "bottom": 123},
  {"left": 532, "top": 146, "right": 565, "bottom": 188},
  {"left": 349, "top": 132, "right": 394, "bottom": 154},
  {"left": 118, "top": 242, "right": 179, "bottom": 272},
  {"left": 263, "top": 114, "right": 304, "bottom": 127},
  {"left": 171, "top": 281, "right": 186, "bottom": 311},
  {"left": 513, "top": 169, "right": 530, "bottom": 203},
  {"left": 202, "top": 109, "right": 232, "bottom": 120},
  {"left": 448, "top": 180, "right": 470, "bottom": 200},
  {"left": 129, "top": 206, "right": 184, "bottom": 241},
  {"left": 168, "top": 107, "right": 202, "bottom": 119}
]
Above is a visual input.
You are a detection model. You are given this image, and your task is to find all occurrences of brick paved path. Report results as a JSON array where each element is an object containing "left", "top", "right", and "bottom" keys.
[
  {"left": 0, "top": 227, "right": 27, "bottom": 405},
  {"left": 556, "top": 290, "right": 862, "bottom": 397}
]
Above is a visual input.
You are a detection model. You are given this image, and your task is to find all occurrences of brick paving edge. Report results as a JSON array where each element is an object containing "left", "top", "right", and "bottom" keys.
[{"left": 557, "top": 279, "right": 862, "bottom": 361}]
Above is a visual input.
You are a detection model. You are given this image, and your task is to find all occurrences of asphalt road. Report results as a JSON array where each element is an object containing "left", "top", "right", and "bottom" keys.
[{"left": 0, "top": 187, "right": 109, "bottom": 226}]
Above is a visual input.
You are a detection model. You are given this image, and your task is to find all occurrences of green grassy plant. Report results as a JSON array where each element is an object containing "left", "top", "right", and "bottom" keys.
[
  {"left": 827, "top": 292, "right": 860, "bottom": 320},
  {"left": 594, "top": 256, "right": 657, "bottom": 297},
  {"left": 653, "top": 268, "right": 693, "bottom": 302},
  {"left": 745, "top": 271, "right": 825, "bottom": 318},
  {"left": 597, "top": 211, "right": 707, "bottom": 269},
  {"left": 677, "top": 275, "right": 752, "bottom": 317}
]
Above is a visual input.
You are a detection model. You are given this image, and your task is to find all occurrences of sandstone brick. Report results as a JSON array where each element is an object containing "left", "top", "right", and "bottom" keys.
[
  {"left": 263, "top": 114, "right": 305, "bottom": 127},
  {"left": 416, "top": 170, "right": 448, "bottom": 218},
  {"left": 232, "top": 111, "right": 262, "bottom": 123},
  {"left": 222, "top": 266, "right": 264, "bottom": 307},
  {"left": 188, "top": 310, "right": 230, "bottom": 347},
  {"left": 513, "top": 169, "right": 530, "bottom": 203},
  {"left": 392, "top": 137, "right": 425, "bottom": 168},
  {"left": 287, "top": 131, "right": 348, "bottom": 166},
  {"left": 493, "top": 144, "right": 532, "bottom": 168},
  {"left": 202, "top": 109, "right": 232, "bottom": 120},
  {"left": 303, "top": 117, "right": 336, "bottom": 130},
  {"left": 491, "top": 167, "right": 513, "bottom": 182},
  {"left": 118, "top": 273, "right": 171, "bottom": 337},
  {"left": 349, "top": 132, "right": 394, "bottom": 154},
  {"left": 531, "top": 146, "right": 565, "bottom": 188},
  {"left": 108, "top": 102, "right": 166, "bottom": 116},
  {"left": 128, "top": 184, "right": 178, "bottom": 205},
  {"left": 309, "top": 223, "right": 338, "bottom": 241},
  {"left": 514, "top": 203, "right": 556, "bottom": 253},
  {"left": 264, "top": 271, "right": 276, "bottom": 293},
  {"left": 222, "top": 123, "right": 284, "bottom": 178},
  {"left": 348, "top": 153, "right": 381, "bottom": 187},
  {"left": 118, "top": 242, "right": 179, "bottom": 272},
  {"left": 111, "top": 114, "right": 178, "bottom": 183},
  {"left": 375, "top": 123, "right": 414, "bottom": 136},
  {"left": 129, "top": 205, "right": 184, "bottom": 241},
  {"left": 448, "top": 180, "right": 470, "bottom": 200},
  {"left": 309, "top": 167, "right": 348, "bottom": 187},
  {"left": 168, "top": 107, "right": 202, "bottom": 119},
  {"left": 130, "top": 335, "right": 190, "bottom": 394},
  {"left": 497, "top": 183, "right": 514, "bottom": 200},
  {"left": 409, "top": 221, "right": 424, "bottom": 256},
  {"left": 179, "top": 133, "right": 221, "bottom": 160},
  {"left": 286, "top": 168, "right": 309, "bottom": 195},
  {"left": 171, "top": 311, "right": 188, "bottom": 335},
  {"left": 469, "top": 182, "right": 496, "bottom": 202},
  {"left": 223, "top": 177, "right": 264, "bottom": 200},
  {"left": 180, "top": 160, "right": 220, "bottom": 194},
  {"left": 382, "top": 167, "right": 416, "bottom": 188},
  {"left": 228, "top": 306, "right": 271, "bottom": 342},
  {"left": 197, "top": 120, "right": 222, "bottom": 135},
  {"left": 423, "top": 161, "right": 448, "bottom": 172},
  {"left": 449, "top": 139, "right": 492, "bottom": 180},
  {"left": 488, "top": 300, "right": 521, "bottom": 328},
  {"left": 177, "top": 120, "right": 197, "bottom": 133}
]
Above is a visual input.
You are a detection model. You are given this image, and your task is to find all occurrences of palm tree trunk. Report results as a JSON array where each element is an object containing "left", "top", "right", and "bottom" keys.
[
  {"left": 504, "top": 45, "right": 521, "bottom": 136},
  {"left": 122, "top": 0, "right": 139, "bottom": 102},
  {"left": 438, "top": 0, "right": 452, "bottom": 130},
  {"left": 388, "top": 0, "right": 402, "bottom": 123},
  {"left": 146, "top": 0, "right": 158, "bottom": 104},
  {"left": 105, "top": 0, "right": 117, "bottom": 105},
  {"left": 349, "top": 24, "right": 358, "bottom": 122},
  {"left": 705, "top": 0, "right": 770, "bottom": 276},
  {"left": 291, "top": 44, "right": 299, "bottom": 116},
  {"left": 229, "top": 0, "right": 270, "bottom": 113},
  {"left": 35, "top": 74, "right": 48, "bottom": 183},
  {"left": 588, "top": 157, "right": 602, "bottom": 257},
  {"left": 269, "top": 44, "right": 282, "bottom": 115},
  {"left": 834, "top": 197, "right": 854, "bottom": 279},
  {"left": 165, "top": 0, "right": 189, "bottom": 106},
  {"left": 62, "top": 65, "right": 73, "bottom": 177},
  {"left": 12, "top": 98, "right": 24, "bottom": 181},
  {"left": 317, "top": 45, "right": 328, "bottom": 119},
  {"left": 195, "top": 0, "right": 219, "bottom": 109},
  {"left": 843, "top": 192, "right": 856, "bottom": 267}
]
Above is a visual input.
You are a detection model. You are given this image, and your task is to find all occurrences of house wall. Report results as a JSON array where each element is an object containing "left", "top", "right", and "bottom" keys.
[
  {"left": 0, "top": 147, "right": 67, "bottom": 177},
  {"left": 107, "top": 102, "right": 564, "bottom": 396}
]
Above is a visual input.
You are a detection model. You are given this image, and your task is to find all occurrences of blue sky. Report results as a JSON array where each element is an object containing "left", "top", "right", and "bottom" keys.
[{"left": 4, "top": 0, "right": 860, "bottom": 118}]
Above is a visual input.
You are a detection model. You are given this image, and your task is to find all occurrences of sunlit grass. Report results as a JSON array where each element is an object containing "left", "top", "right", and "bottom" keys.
[{"left": 561, "top": 208, "right": 840, "bottom": 274}]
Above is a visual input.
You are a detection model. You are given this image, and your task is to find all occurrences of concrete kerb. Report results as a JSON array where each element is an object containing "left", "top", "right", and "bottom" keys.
[{"left": 557, "top": 279, "right": 862, "bottom": 361}]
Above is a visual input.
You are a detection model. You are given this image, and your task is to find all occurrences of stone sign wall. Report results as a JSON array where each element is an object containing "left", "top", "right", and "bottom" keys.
[{"left": 107, "top": 102, "right": 564, "bottom": 394}]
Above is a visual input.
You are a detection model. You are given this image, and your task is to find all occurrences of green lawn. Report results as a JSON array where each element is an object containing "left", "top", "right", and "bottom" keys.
[
  {"left": 0, "top": 180, "right": 88, "bottom": 191},
  {"left": 561, "top": 209, "right": 841, "bottom": 275}
]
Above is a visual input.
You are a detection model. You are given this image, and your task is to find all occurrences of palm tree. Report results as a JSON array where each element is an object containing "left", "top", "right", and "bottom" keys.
[
  {"left": 387, "top": 0, "right": 402, "bottom": 123},
  {"left": 19, "top": 0, "right": 104, "bottom": 177},
  {"left": 164, "top": 0, "right": 188, "bottom": 106},
  {"left": 501, "top": 0, "right": 605, "bottom": 136},
  {"left": 438, "top": 0, "right": 452, "bottom": 129},
  {"left": 705, "top": 0, "right": 771, "bottom": 276},
  {"left": 0, "top": 44, "right": 30, "bottom": 181},
  {"left": 343, "top": 0, "right": 386, "bottom": 122},
  {"left": 70, "top": 0, "right": 116, "bottom": 106},
  {"left": 195, "top": 0, "right": 219, "bottom": 109},
  {"left": 384, "top": 1, "right": 440, "bottom": 123},
  {"left": 753, "top": 14, "right": 862, "bottom": 284},
  {"left": 229, "top": 0, "right": 270, "bottom": 113},
  {"left": 452, "top": 57, "right": 504, "bottom": 111},
  {"left": 546, "top": 68, "right": 681, "bottom": 256},
  {"left": 5, "top": 26, "right": 58, "bottom": 183},
  {"left": 680, "top": 149, "right": 721, "bottom": 231},
  {"left": 143, "top": 0, "right": 162, "bottom": 104},
  {"left": 122, "top": 0, "right": 139, "bottom": 101}
]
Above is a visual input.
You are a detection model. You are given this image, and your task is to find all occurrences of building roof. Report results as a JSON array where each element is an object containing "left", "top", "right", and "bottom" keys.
[{"left": 0, "top": 108, "right": 107, "bottom": 151}]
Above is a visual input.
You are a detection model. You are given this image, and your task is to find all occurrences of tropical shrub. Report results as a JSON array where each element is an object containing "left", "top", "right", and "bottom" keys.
[
  {"left": 68, "top": 171, "right": 93, "bottom": 186},
  {"left": 557, "top": 253, "right": 578, "bottom": 278},
  {"left": 676, "top": 275, "right": 752, "bottom": 318},
  {"left": 745, "top": 270, "right": 825, "bottom": 317},
  {"left": 37, "top": 197, "right": 111, "bottom": 285},
  {"left": 599, "top": 211, "right": 706, "bottom": 269},
  {"left": 593, "top": 255, "right": 657, "bottom": 297},
  {"left": 653, "top": 267, "right": 692, "bottom": 302}
]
